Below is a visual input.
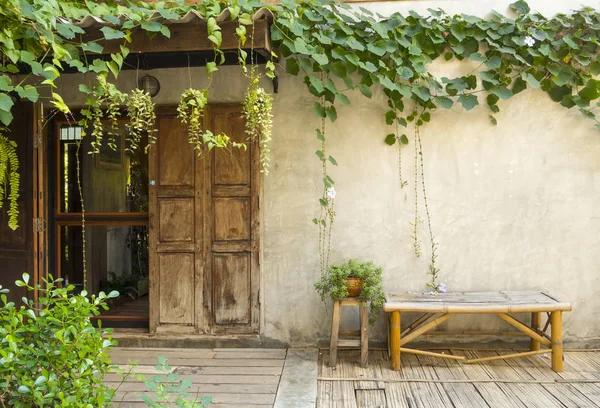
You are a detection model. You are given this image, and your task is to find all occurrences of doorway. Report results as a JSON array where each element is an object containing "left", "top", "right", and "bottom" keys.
[
  {"left": 52, "top": 118, "right": 150, "bottom": 328},
  {"left": 149, "top": 105, "right": 261, "bottom": 334}
]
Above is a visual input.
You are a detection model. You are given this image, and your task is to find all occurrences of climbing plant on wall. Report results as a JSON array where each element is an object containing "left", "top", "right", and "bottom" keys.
[{"left": 1, "top": 0, "right": 600, "bottom": 289}]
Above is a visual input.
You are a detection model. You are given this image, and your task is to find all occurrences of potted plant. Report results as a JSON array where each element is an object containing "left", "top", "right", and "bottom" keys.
[{"left": 315, "top": 259, "right": 386, "bottom": 324}]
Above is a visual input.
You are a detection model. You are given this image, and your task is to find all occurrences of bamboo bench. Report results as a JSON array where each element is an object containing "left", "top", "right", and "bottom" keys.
[{"left": 384, "top": 291, "right": 572, "bottom": 372}]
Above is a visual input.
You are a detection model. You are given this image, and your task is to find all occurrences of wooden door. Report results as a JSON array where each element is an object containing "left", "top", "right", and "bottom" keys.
[
  {"left": 148, "top": 105, "right": 260, "bottom": 334},
  {"left": 0, "top": 102, "right": 36, "bottom": 303},
  {"left": 204, "top": 105, "right": 260, "bottom": 334}
]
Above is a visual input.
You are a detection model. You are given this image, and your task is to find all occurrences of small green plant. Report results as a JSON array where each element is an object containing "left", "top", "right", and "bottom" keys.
[
  {"left": 0, "top": 273, "right": 119, "bottom": 407},
  {"left": 315, "top": 259, "right": 386, "bottom": 324},
  {"left": 0, "top": 130, "right": 19, "bottom": 230},
  {"left": 243, "top": 66, "right": 273, "bottom": 174},
  {"left": 135, "top": 356, "right": 211, "bottom": 408},
  {"left": 126, "top": 89, "right": 157, "bottom": 153}
]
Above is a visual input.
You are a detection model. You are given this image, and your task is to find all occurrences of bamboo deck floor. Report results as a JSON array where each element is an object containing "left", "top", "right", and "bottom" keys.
[
  {"left": 106, "top": 347, "right": 287, "bottom": 408},
  {"left": 318, "top": 349, "right": 600, "bottom": 408}
]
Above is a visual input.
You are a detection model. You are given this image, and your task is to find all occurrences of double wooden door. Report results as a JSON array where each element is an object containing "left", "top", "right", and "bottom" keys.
[{"left": 149, "top": 105, "right": 260, "bottom": 334}]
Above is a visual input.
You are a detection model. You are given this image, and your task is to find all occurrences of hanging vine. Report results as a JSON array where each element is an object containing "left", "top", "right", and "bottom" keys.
[
  {"left": 0, "top": 131, "right": 19, "bottom": 230},
  {"left": 126, "top": 89, "right": 157, "bottom": 154}
]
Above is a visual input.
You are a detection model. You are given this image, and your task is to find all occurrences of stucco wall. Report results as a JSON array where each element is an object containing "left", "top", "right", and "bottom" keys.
[{"left": 53, "top": 0, "right": 600, "bottom": 346}]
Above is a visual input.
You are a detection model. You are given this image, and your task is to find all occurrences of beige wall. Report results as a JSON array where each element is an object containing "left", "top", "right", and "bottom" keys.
[{"left": 53, "top": 0, "right": 600, "bottom": 346}]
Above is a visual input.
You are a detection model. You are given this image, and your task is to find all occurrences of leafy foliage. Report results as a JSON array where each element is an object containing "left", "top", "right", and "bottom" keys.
[
  {"left": 315, "top": 259, "right": 386, "bottom": 324},
  {"left": 0, "top": 131, "right": 19, "bottom": 230},
  {"left": 134, "top": 356, "right": 212, "bottom": 408},
  {"left": 0, "top": 273, "right": 119, "bottom": 407},
  {"left": 126, "top": 89, "right": 157, "bottom": 153},
  {"left": 243, "top": 67, "right": 274, "bottom": 174}
]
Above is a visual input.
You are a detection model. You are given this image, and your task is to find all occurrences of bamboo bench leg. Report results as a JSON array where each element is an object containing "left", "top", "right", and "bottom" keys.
[
  {"left": 551, "top": 311, "right": 563, "bottom": 372},
  {"left": 531, "top": 312, "right": 541, "bottom": 351},
  {"left": 390, "top": 311, "right": 401, "bottom": 370},
  {"left": 360, "top": 304, "right": 368, "bottom": 368},
  {"left": 329, "top": 300, "right": 341, "bottom": 367}
]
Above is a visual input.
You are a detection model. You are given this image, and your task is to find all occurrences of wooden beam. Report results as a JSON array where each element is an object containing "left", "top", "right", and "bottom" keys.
[
  {"left": 400, "top": 313, "right": 453, "bottom": 346},
  {"left": 496, "top": 313, "right": 551, "bottom": 348},
  {"left": 400, "top": 348, "right": 466, "bottom": 361},
  {"left": 401, "top": 312, "right": 433, "bottom": 337},
  {"left": 465, "top": 349, "right": 549, "bottom": 364},
  {"left": 82, "top": 19, "right": 270, "bottom": 56}
]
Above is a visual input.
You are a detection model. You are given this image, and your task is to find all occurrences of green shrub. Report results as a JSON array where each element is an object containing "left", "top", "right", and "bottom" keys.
[
  {"left": 0, "top": 273, "right": 119, "bottom": 407},
  {"left": 315, "top": 259, "right": 386, "bottom": 324}
]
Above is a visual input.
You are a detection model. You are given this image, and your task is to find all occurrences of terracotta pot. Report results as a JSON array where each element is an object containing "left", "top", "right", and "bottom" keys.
[{"left": 346, "top": 278, "right": 363, "bottom": 297}]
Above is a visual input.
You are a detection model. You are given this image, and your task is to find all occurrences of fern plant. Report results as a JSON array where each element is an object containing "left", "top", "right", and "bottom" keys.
[{"left": 0, "top": 131, "right": 20, "bottom": 230}]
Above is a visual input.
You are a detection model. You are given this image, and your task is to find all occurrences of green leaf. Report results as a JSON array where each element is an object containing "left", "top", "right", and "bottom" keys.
[
  {"left": 206, "top": 62, "right": 218, "bottom": 75},
  {"left": 313, "top": 103, "right": 326, "bottom": 118},
  {"left": 308, "top": 76, "right": 324, "bottom": 94},
  {"left": 326, "top": 106, "right": 337, "bottom": 122},
  {"left": 313, "top": 53, "right": 329, "bottom": 65},
  {"left": 81, "top": 42, "right": 104, "bottom": 54},
  {"left": 330, "top": 62, "right": 347, "bottom": 78},
  {"left": 435, "top": 96, "right": 453, "bottom": 109},
  {"left": 524, "top": 73, "right": 540, "bottom": 89},
  {"left": 421, "top": 112, "right": 431, "bottom": 122},
  {"left": 337, "top": 93, "right": 350, "bottom": 106},
  {"left": 286, "top": 58, "right": 299, "bottom": 75},
  {"left": 548, "top": 85, "right": 571, "bottom": 103},
  {"left": 16, "top": 85, "right": 39, "bottom": 102},
  {"left": 316, "top": 128, "right": 325, "bottom": 141},
  {"left": 0, "top": 75, "right": 14, "bottom": 91},
  {"left": 106, "top": 61, "right": 119, "bottom": 79},
  {"left": 0, "top": 93, "right": 14, "bottom": 112},
  {"left": 385, "top": 110, "right": 396, "bottom": 125},
  {"left": 358, "top": 84, "right": 372, "bottom": 98},
  {"left": 450, "top": 24, "right": 466, "bottom": 42},
  {"left": 457, "top": 94, "right": 479, "bottom": 111},
  {"left": 384, "top": 134, "right": 396, "bottom": 145},
  {"left": 485, "top": 56, "right": 502, "bottom": 69},
  {"left": 579, "top": 80, "right": 600, "bottom": 101},
  {"left": 328, "top": 156, "right": 338, "bottom": 166},
  {"left": 512, "top": 77, "right": 527, "bottom": 94},
  {"left": 0, "top": 108, "right": 13, "bottom": 126},
  {"left": 141, "top": 20, "right": 163, "bottom": 33},
  {"left": 412, "top": 86, "right": 431, "bottom": 101},
  {"left": 100, "top": 26, "right": 125, "bottom": 40},
  {"left": 509, "top": 0, "right": 530, "bottom": 14},
  {"left": 552, "top": 67, "right": 572, "bottom": 87},
  {"left": 17, "top": 385, "right": 30, "bottom": 394},
  {"left": 490, "top": 87, "right": 513, "bottom": 100},
  {"left": 315, "top": 150, "right": 325, "bottom": 161},
  {"left": 294, "top": 38, "right": 310, "bottom": 54},
  {"left": 400, "top": 134, "right": 409, "bottom": 144}
]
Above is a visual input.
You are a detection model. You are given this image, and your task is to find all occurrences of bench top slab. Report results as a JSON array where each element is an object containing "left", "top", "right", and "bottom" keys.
[{"left": 383, "top": 291, "right": 572, "bottom": 313}]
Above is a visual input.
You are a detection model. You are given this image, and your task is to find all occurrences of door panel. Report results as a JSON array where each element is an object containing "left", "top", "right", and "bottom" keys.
[
  {"left": 158, "top": 253, "right": 194, "bottom": 324},
  {"left": 149, "top": 105, "right": 260, "bottom": 335},
  {"left": 149, "top": 110, "right": 202, "bottom": 332},
  {"left": 214, "top": 253, "right": 250, "bottom": 324},
  {"left": 0, "top": 102, "right": 34, "bottom": 304},
  {"left": 206, "top": 105, "right": 260, "bottom": 334}
]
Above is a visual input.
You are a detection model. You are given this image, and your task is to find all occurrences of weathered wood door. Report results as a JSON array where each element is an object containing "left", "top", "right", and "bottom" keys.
[
  {"left": 0, "top": 101, "right": 46, "bottom": 304},
  {"left": 149, "top": 105, "right": 260, "bottom": 334}
]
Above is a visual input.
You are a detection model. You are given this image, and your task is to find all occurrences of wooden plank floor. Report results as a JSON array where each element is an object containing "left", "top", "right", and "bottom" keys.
[
  {"left": 106, "top": 347, "right": 286, "bottom": 408},
  {"left": 318, "top": 349, "right": 600, "bottom": 408}
]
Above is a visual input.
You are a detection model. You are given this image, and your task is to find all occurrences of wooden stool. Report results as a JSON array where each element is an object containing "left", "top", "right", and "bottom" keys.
[{"left": 329, "top": 298, "right": 368, "bottom": 368}]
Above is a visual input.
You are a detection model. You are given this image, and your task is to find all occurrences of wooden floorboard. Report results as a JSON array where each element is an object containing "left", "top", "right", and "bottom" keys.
[
  {"left": 106, "top": 347, "right": 286, "bottom": 408},
  {"left": 318, "top": 349, "right": 600, "bottom": 408}
]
